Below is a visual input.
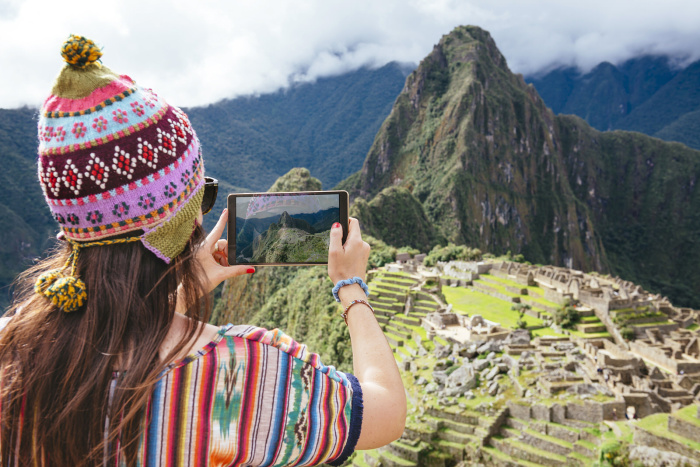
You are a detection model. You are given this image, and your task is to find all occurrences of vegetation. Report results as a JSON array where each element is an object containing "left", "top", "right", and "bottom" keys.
[
  {"left": 443, "top": 286, "right": 544, "bottom": 329},
  {"left": 4, "top": 26, "right": 700, "bottom": 312},
  {"left": 423, "top": 242, "right": 482, "bottom": 267},
  {"left": 350, "top": 186, "right": 444, "bottom": 252},
  {"left": 553, "top": 302, "right": 581, "bottom": 329},
  {"left": 511, "top": 303, "right": 532, "bottom": 329},
  {"left": 597, "top": 441, "right": 630, "bottom": 467},
  {"left": 619, "top": 327, "right": 635, "bottom": 341},
  {"left": 267, "top": 168, "right": 321, "bottom": 192},
  {"left": 0, "top": 108, "right": 60, "bottom": 309},
  {"left": 186, "top": 62, "right": 409, "bottom": 191}
]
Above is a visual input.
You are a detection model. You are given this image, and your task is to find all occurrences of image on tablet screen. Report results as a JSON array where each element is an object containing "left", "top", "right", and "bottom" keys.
[{"left": 234, "top": 193, "right": 340, "bottom": 264}]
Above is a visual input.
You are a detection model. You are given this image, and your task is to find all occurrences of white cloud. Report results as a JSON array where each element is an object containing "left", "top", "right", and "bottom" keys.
[{"left": 1, "top": 0, "right": 700, "bottom": 108}]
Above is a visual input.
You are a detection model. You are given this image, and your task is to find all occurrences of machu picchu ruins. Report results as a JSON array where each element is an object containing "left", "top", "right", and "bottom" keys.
[{"left": 354, "top": 257, "right": 700, "bottom": 467}]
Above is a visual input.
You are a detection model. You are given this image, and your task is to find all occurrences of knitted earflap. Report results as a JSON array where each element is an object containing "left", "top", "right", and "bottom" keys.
[{"left": 34, "top": 237, "right": 141, "bottom": 312}]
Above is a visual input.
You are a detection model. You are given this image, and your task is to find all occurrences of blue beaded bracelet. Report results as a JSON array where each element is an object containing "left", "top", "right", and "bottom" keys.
[{"left": 332, "top": 277, "right": 370, "bottom": 302}]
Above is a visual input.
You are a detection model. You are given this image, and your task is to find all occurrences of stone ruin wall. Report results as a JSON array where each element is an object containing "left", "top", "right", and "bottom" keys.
[
  {"left": 506, "top": 400, "right": 626, "bottom": 424},
  {"left": 629, "top": 341, "right": 700, "bottom": 374}
]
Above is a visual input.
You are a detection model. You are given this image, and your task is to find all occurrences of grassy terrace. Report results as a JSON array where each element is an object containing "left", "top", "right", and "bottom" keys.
[
  {"left": 443, "top": 287, "right": 545, "bottom": 329},
  {"left": 441, "top": 273, "right": 612, "bottom": 339},
  {"left": 636, "top": 412, "right": 700, "bottom": 452},
  {"left": 481, "top": 274, "right": 561, "bottom": 309},
  {"left": 673, "top": 403, "right": 700, "bottom": 428},
  {"left": 473, "top": 278, "right": 521, "bottom": 299}
]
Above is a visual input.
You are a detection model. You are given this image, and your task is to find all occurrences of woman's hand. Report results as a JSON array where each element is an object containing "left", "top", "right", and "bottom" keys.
[
  {"left": 198, "top": 209, "right": 255, "bottom": 293},
  {"left": 328, "top": 217, "right": 370, "bottom": 284}
]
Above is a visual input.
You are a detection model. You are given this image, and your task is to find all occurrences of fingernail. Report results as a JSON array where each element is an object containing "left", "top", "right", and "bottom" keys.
[
  {"left": 247, "top": 268, "right": 255, "bottom": 274},
  {"left": 333, "top": 222, "right": 341, "bottom": 229}
]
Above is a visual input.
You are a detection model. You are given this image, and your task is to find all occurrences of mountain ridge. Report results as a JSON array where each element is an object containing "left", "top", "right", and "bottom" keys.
[
  {"left": 527, "top": 55, "right": 700, "bottom": 150},
  {"left": 343, "top": 25, "right": 700, "bottom": 307}
]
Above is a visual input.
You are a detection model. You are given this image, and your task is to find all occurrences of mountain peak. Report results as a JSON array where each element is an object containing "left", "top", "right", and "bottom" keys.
[
  {"left": 268, "top": 167, "right": 322, "bottom": 193},
  {"left": 278, "top": 211, "right": 292, "bottom": 227},
  {"left": 437, "top": 25, "right": 507, "bottom": 68}
]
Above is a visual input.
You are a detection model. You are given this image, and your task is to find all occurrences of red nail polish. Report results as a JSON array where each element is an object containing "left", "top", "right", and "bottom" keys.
[
  {"left": 247, "top": 268, "right": 255, "bottom": 274},
  {"left": 333, "top": 222, "right": 341, "bottom": 229}
]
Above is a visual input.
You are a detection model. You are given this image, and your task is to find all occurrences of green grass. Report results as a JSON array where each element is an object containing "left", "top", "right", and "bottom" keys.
[
  {"left": 688, "top": 323, "right": 699, "bottom": 330},
  {"left": 473, "top": 279, "right": 520, "bottom": 298},
  {"left": 380, "top": 449, "right": 416, "bottom": 466},
  {"left": 522, "top": 291, "right": 560, "bottom": 309},
  {"left": 576, "top": 439, "right": 598, "bottom": 451},
  {"left": 636, "top": 413, "right": 700, "bottom": 452},
  {"left": 482, "top": 446, "right": 544, "bottom": 467},
  {"left": 604, "top": 421, "right": 634, "bottom": 443},
  {"left": 502, "top": 438, "right": 568, "bottom": 463},
  {"left": 673, "top": 404, "right": 700, "bottom": 428},
  {"left": 376, "top": 276, "right": 417, "bottom": 284},
  {"left": 352, "top": 449, "right": 380, "bottom": 467},
  {"left": 632, "top": 320, "right": 676, "bottom": 327},
  {"left": 524, "top": 428, "right": 573, "bottom": 448},
  {"left": 532, "top": 327, "right": 567, "bottom": 337},
  {"left": 443, "top": 287, "right": 543, "bottom": 329},
  {"left": 567, "top": 328, "right": 612, "bottom": 339},
  {"left": 480, "top": 273, "right": 525, "bottom": 289},
  {"left": 568, "top": 451, "right": 595, "bottom": 464},
  {"left": 610, "top": 306, "right": 650, "bottom": 314},
  {"left": 434, "top": 335, "right": 449, "bottom": 347}
]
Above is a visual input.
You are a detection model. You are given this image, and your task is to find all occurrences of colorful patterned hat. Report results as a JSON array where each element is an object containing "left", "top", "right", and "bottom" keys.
[{"left": 37, "top": 35, "right": 205, "bottom": 264}]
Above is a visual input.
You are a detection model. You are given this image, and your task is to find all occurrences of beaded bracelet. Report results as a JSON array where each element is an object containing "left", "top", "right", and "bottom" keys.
[
  {"left": 341, "top": 299, "right": 375, "bottom": 325},
  {"left": 332, "top": 277, "right": 370, "bottom": 302}
]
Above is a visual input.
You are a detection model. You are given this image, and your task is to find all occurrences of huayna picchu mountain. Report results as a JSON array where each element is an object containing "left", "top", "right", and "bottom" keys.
[{"left": 340, "top": 25, "right": 700, "bottom": 308}]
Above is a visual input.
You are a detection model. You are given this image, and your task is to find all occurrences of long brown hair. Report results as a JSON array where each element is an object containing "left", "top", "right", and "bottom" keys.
[{"left": 0, "top": 226, "right": 210, "bottom": 465}]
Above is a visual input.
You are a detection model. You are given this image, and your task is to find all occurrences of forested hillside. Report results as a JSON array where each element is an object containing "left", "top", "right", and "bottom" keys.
[
  {"left": 0, "top": 108, "right": 58, "bottom": 306},
  {"left": 528, "top": 56, "right": 700, "bottom": 150},
  {"left": 185, "top": 62, "right": 412, "bottom": 191}
]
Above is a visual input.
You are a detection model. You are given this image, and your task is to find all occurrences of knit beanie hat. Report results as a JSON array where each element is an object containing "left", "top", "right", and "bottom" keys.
[
  {"left": 34, "top": 35, "right": 205, "bottom": 311},
  {"left": 38, "top": 35, "right": 204, "bottom": 262}
]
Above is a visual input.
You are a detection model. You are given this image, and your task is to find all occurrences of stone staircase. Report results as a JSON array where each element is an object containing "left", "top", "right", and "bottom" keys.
[
  {"left": 351, "top": 405, "right": 493, "bottom": 467},
  {"left": 489, "top": 416, "right": 599, "bottom": 467},
  {"left": 368, "top": 272, "right": 421, "bottom": 353}
]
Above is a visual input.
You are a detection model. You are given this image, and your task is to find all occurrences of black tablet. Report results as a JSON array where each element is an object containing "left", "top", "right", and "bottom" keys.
[{"left": 227, "top": 191, "right": 349, "bottom": 265}]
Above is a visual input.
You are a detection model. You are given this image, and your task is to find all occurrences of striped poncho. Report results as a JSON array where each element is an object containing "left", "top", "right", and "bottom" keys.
[{"left": 112, "top": 324, "right": 362, "bottom": 466}]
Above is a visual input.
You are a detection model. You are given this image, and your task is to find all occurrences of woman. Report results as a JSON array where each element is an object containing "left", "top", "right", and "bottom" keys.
[{"left": 0, "top": 36, "right": 406, "bottom": 466}]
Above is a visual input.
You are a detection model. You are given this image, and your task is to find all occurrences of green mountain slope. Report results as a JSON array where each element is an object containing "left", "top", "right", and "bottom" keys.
[
  {"left": 528, "top": 56, "right": 700, "bottom": 150},
  {"left": 186, "top": 62, "right": 412, "bottom": 191},
  {"left": 348, "top": 186, "right": 444, "bottom": 252},
  {"left": 0, "top": 108, "right": 58, "bottom": 307},
  {"left": 342, "top": 26, "right": 700, "bottom": 308},
  {"left": 616, "top": 60, "right": 700, "bottom": 137}
]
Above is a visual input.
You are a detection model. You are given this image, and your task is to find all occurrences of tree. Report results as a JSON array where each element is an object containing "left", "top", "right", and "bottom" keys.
[{"left": 553, "top": 302, "right": 580, "bottom": 329}]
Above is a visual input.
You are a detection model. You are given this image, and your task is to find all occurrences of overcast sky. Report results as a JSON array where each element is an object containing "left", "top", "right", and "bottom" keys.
[{"left": 1, "top": 0, "right": 699, "bottom": 108}]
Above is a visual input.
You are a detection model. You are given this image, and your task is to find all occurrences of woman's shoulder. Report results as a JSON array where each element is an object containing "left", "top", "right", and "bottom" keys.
[
  {"left": 221, "top": 324, "right": 351, "bottom": 386},
  {"left": 223, "top": 325, "right": 313, "bottom": 362}
]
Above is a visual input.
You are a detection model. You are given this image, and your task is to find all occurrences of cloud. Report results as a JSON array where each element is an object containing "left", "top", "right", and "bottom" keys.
[{"left": 1, "top": 0, "right": 700, "bottom": 108}]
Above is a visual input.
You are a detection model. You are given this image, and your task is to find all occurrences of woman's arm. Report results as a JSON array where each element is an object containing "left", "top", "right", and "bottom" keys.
[{"left": 329, "top": 219, "right": 407, "bottom": 450}]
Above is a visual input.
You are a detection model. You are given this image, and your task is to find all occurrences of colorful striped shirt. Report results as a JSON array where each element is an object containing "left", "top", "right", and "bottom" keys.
[
  {"left": 2, "top": 321, "right": 362, "bottom": 466},
  {"left": 117, "top": 324, "right": 362, "bottom": 466}
]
